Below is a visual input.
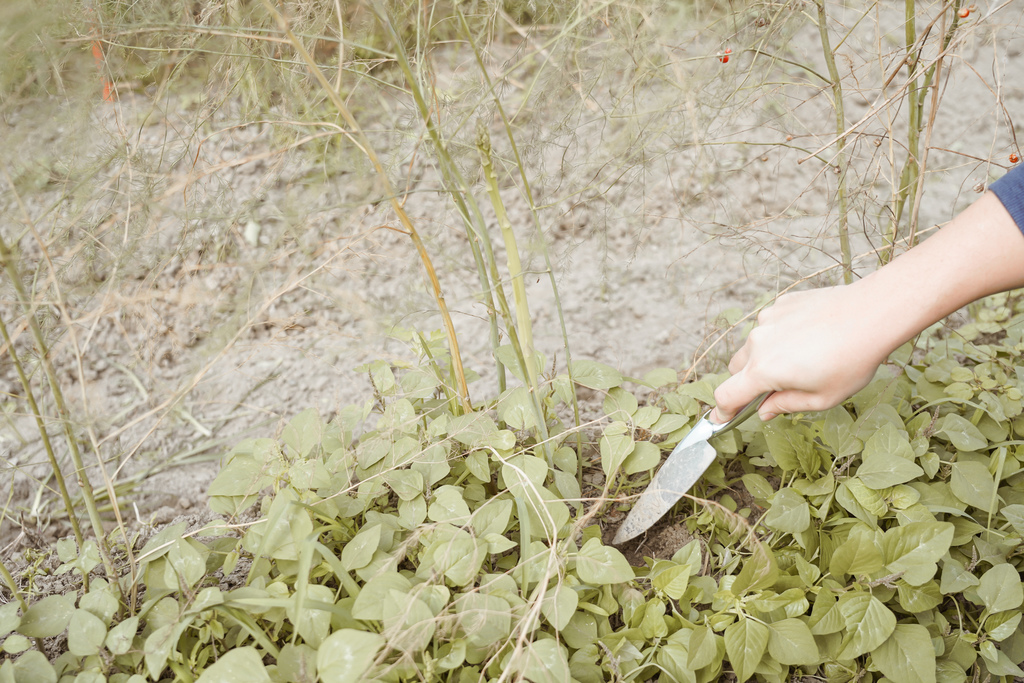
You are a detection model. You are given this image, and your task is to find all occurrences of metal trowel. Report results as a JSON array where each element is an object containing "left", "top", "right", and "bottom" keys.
[{"left": 612, "top": 392, "right": 770, "bottom": 544}]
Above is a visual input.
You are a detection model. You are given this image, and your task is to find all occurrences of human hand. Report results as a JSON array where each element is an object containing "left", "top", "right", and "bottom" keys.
[
  {"left": 711, "top": 191, "right": 1024, "bottom": 424},
  {"left": 711, "top": 286, "right": 893, "bottom": 423}
]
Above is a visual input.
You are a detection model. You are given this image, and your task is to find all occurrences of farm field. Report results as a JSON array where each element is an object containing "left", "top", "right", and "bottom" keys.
[{"left": 3, "top": 1, "right": 1024, "bottom": 681}]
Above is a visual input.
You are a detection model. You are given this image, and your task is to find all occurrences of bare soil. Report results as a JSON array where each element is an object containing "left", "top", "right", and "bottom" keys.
[{"left": 3, "top": 3, "right": 1024, "bottom": 562}]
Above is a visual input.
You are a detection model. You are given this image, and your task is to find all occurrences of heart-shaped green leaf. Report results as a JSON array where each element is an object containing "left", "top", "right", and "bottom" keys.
[
  {"left": 724, "top": 615, "right": 768, "bottom": 682},
  {"left": 317, "top": 629, "right": 383, "bottom": 683},
  {"left": 196, "top": 647, "right": 271, "bottom": 683}
]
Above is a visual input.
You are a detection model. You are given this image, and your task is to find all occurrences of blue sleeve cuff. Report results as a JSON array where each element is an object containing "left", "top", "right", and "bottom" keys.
[{"left": 990, "top": 164, "right": 1024, "bottom": 235}]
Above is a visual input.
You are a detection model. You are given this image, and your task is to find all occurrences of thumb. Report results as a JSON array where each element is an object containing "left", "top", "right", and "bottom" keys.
[{"left": 712, "top": 370, "right": 770, "bottom": 423}]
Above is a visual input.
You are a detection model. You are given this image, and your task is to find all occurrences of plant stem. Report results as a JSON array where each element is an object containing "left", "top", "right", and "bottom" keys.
[
  {"left": 905, "top": 0, "right": 921, "bottom": 140},
  {"left": 476, "top": 127, "right": 554, "bottom": 465},
  {"left": 0, "top": 234, "right": 116, "bottom": 582},
  {"left": 884, "top": 0, "right": 931, "bottom": 262},
  {"left": 262, "top": 0, "right": 472, "bottom": 414},
  {"left": 332, "top": 0, "right": 344, "bottom": 94},
  {"left": 902, "top": 0, "right": 922, "bottom": 249},
  {"left": 376, "top": 4, "right": 510, "bottom": 397},
  {"left": 0, "top": 560, "right": 43, "bottom": 652},
  {"left": 907, "top": 1, "right": 964, "bottom": 247},
  {"left": 0, "top": 559, "right": 27, "bottom": 612},
  {"left": 458, "top": 8, "right": 585, "bottom": 481},
  {"left": 815, "top": 0, "right": 852, "bottom": 284},
  {"left": 0, "top": 314, "right": 85, "bottom": 549}
]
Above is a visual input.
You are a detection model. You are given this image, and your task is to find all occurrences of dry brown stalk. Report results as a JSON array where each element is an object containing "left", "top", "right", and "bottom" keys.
[{"left": 261, "top": 0, "right": 473, "bottom": 414}]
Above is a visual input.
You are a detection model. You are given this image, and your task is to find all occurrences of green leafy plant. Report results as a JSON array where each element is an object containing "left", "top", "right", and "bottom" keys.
[
  {"left": 5, "top": 292, "right": 1024, "bottom": 682},
  {"left": 4, "top": 1, "right": 1024, "bottom": 682}
]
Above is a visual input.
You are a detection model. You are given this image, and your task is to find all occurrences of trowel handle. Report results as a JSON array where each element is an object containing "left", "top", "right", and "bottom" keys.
[{"left": 709, "top": 392, "right": 772, "bottom": 435}]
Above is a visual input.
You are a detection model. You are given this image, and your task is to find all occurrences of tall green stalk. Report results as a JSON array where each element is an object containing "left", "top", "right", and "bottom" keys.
[
  {"left": 374, "top": 3, "right": 564, "bottom": 464},
  {"left": 904, "top": 0, "right": 922, "bottom": 224},
  {"left": 815, "top": 0, "right": 852, "bottom": 284},
  {"left": 476, "top": 127, "right": 553, "bottom": 465},
  {"left": 458, "top": 7, "right": 584, "bottom": 479},
  {"left": 883, "top": 0, "right": 964, "bottom": 259},
  {"left": 262, "top": 0, "right": 473, "bottom": 414},
  {"left": 372, "top": 2, "right": 511, "bottom": 396},
  {"left": 883, "top": 0, "right": 922, "bottom": 263},
  {"left": 0, "top": 315, "right": 85, "bottom": 549},
  {"left": 0, "top": 235, "right": 116, "bottom": 582}
]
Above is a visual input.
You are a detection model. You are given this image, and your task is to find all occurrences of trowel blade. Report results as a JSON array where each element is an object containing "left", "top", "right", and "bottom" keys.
[{"left": 612, "top": 435, "right": 717, "bottom": 544}]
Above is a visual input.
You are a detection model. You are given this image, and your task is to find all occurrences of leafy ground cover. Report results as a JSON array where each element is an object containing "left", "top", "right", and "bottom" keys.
[
  {"left": 4, "top": 1, "right": 1024, "bottom": 682},
  {"left": 5, "top": 292, "right": 1024, "bottom": 682}
]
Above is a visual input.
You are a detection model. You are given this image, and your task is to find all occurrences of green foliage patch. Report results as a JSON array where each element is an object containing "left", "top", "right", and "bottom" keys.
[
  {"left": 5, "top": 294, "right": 1024, "bottom": 681},
  {"left": 5, "top": 1, "right": 1022, "bottom": 681}
]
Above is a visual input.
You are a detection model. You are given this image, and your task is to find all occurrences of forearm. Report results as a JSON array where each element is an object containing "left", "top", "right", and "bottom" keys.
[
  {"left": 713, "top": 185, "right": 1024, "bottom": 423},
  {"left": 852, "top": 191, "right": 1024, "bottom": 359}
]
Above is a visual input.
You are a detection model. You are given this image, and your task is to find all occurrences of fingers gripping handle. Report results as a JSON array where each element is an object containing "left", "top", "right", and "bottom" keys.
[{"left": 709, "top": 392, "right": 772, "bottom": 435}]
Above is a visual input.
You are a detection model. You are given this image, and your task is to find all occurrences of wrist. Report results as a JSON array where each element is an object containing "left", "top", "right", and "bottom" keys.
[{"left": 841, "top": 274, "right": 920, "bottom": 364}]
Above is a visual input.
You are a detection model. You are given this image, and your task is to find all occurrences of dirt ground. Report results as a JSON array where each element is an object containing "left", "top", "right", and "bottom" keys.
[{"left": 3, "top": 2, "right": 1024, "bottom": 557}]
